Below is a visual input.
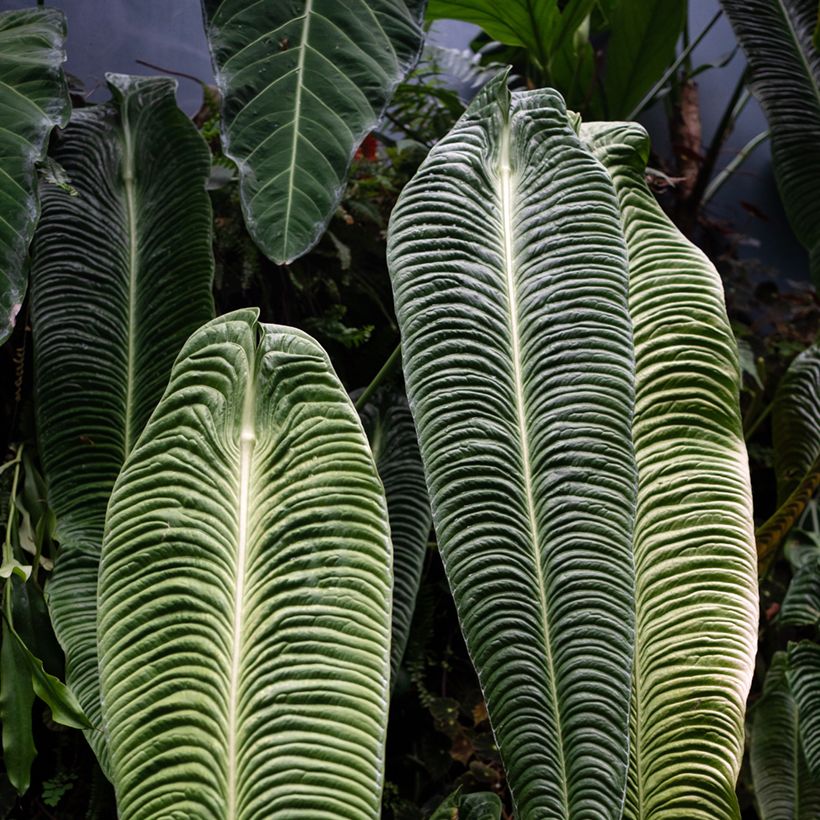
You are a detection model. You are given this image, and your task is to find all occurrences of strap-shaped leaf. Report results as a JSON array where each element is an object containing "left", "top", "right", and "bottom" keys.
[
  {"left": 202, "top": 0, "right": 425, "bottom": 264},
  {"left": 387, "top": 75, "right": 637, "bottom": 816},
  {"left": 773, "top": 344, "right": 820, "bottom": 503},
  {"left": 751, "top": 653, "right": 820, "bottom": 819},
  {"left": 30, "top": 74, "right": 215, "bottom": 770},
  {"left": 98, "top": 309, "right": 391, "bottom": 819},
  {"left": 0, "top": 8, "right": 69, "bottom": 344},
  {"left": 359, "top": 387, "right": 432, "bottom": 682},
  {"left": 583, "top": 121, "right": 758, "bottom": 820},
  {"left": 788, "top": 640, "right": 820, "bottom": 779},
  {"left": 720, "top": 0, "right": 820, "bottom": 283}
]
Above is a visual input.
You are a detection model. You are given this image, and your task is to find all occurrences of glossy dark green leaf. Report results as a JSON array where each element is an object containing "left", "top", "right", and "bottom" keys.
[
  {"left": 31, "top": 74, "right": 215, "bottom": 771},
  {"left": 0, "top": 615, "right": 35, "bottom": 795},
  {"left": 0, "top": 8, "right": 70, "bottom": 344},
  {"left": 720, "top": 0, "right": 820, "bottom": 283},
  {"left": 430, "top": 788, "right": 503, "bottom": 820},
  {"left": 98, "top": 310, "right": 392, "bottom": 818},
  {"left": 202, "top": 0, "right": 425, "bottom": 264},
  {"left": 604, "top": 0, "right": 686, "bottom": 118},
  {"left": 359, "top": 386, "right": 432, "bottom": 682},
  {"left": 388, "top": 74, "right": 636, "bottom": 816}
]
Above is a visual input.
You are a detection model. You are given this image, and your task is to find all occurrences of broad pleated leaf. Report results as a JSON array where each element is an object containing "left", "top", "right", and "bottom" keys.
[
  {"left": 387, "top": 75, "right": 637, "bottom": 817},
  {"left": 0, "top": 8, "right": 69, "bottom": 344},
  {"left": 604, "top": 0, "right": 686, "bottom": 118},
  {"left": 583, "top": 120, "right": 758, "bottom": 820},
  {"left": 202, "top": 0, "right": 425, "bottom": 264},
  {"left": 773, "top": 344, "right": 820, "bottom": 503},
  {"left": 781, "top": 536, "right": 820, "bottom": 626},
  {"left": 358, "top": 386, "right": 432, "bottom": 682},
  {"left": 30, "top": 74, "right": 215, "bottom": 770},
  {"left": 750, "top": 653, "right": 820, "bottom": 819},
  {"left": 720, "top": 0, "right": 820, "bottom": 283},
  {"left": 98, "top": 309, "right": 392, "bottom": 819},
  {"left": 788, "top": 640, "right": 820, "bottom": 778}
]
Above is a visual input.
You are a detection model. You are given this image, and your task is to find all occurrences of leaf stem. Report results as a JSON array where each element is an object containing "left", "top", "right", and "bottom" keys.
[
  {"left": 354, "top": 342, "right": 402, "bottom": 411},
  {"left": 701, "top": 129, "right": 769, "bottom": 206},
  {"left": 3, "top": 445, "right": 24, "bottom": 567}
]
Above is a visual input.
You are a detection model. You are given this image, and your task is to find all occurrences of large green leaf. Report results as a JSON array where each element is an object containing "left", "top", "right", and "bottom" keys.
[
  {"left": 781, "top": 532, "right": 820, "bottom": 627},
  {"left": 387, "top": 75, "right": 637, "bottom": 816},
  {"left": 720, "top": 0, "right": 820, "bottom": 283},
  {"left": 426, "top": 0, "right": 595, "bottom": 74},
  {"left": 202, "top": 0, "right": 425, "bottom": 264},
  {"left": 98, "top": 309, "right": 392, "bottom": 819},
  {"left": 0, "top": 8, "right": 69, "bottom": 344},
  {"left": 30, "top": 74, "right": 215, "bottom": 770},
  {"left": 750, "top": 653, "right": 820, "bottom": 819},
  {"left": 788, "top": 640, "right": 820, "bottom": 778},
  {"left": 584, "top": 120, "right": 758, "bottom": 820},
  {"left": 603, "top": 0, "right": 686, "bottom": 118},
  {"left": 773, "top": 344, "right": 820, "bottom": 503},
  {"left": 358, "top": 386, "right": 432, "bottom": 682}
]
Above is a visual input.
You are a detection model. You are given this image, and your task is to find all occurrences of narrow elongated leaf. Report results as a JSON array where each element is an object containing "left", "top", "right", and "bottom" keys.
[
  {"left": 387, "top": 75, "right": 637, "bottom": 816},
  {"left": 202, "top": 0, "right": 425, "bottom": 264},
  {"left": 604, "top": 0, "right": 686, "bottom": 118},
  {"left": 359, "top": 387, "right": 432, "bottom": 682},
  {"left": 788, "top": 640, "right": 820, "bottom": 778},
  {"left": 31, "top": 74, "right": 215, "bottom": 769},
  {"left": 751, "top": 653, "right": 820, "bottom": 819},
  {"left": 0, "top": 615, "right": 35, "bottom": 794},
  {"left": 773, "top": 344, "right": 820, "bottom": 503},
  {"left": 0, "top": 8, "right": 70, "bottom": 344},
  {"left": 98, "top": 309, "right": 392, "bottom": 819},
  {"left": 720, "top": 0, "right": 820, "bottom": 282},
  {"left": 584, "top": 120, "right": 758, "bottom": 820}
]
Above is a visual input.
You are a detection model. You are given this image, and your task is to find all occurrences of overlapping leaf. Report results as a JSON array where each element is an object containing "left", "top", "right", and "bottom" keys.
[
  {"left": 202, "top": 0, "right": 425, "bottom": 264},
  {"left": 30, "top": 74, "right": 214, "bottom": 770},
  {"left": 751, "top": 653, "right": 820, "bottom": 819},
  {"left": 387, "top": 75, "right": 637, "bottom": 816},
  {"left": 98, "top": 310, "right": 392, "bottom": 819},
  {"left": 584, "top": 120, "right": 758, "bottom": 820},
  {"left": 358, "top": 386, "right": 432, "bottom": 682},
  {"left": 0, "top": 8, "right": 69, "bottom": 344},
  {"left": 720, "top": 0, "right": 820, "bottom": 283},
  {"left": 788, "top": 640, "right": 820, "bottom": 778}
]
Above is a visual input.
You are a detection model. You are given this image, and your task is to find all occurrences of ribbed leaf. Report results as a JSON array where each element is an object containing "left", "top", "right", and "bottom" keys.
[
  {"left": 0, "top": 8, "right": 69, "bottom": 344},
  {"left": 584, "top": 120, "right": 758, "bottom": 820},
  {"left": 387, "top": 75, "right": 637, "bottom": 816},
  {"left": 202, "top": 0, "right": 425, "bottom": 264},
  {"left": 30, "top": 74, "right": 215, "bottom": 770},
  {"left": 98, "top": 309, "right": 392, "bottom": 819},
  {"left": 750, "top": 653, "right": 820, "bottom": 819},
  {"left": 359, "top": 386, "right": 432, "bottom": 682},
  {"left": 773, "top": 344, "right": 820, "bottom": 503},
  {"left": 720, "top": 0, "right": 820, "bottom": 283},
  {"left": 781, "top": 536, "right": 820, "bottom": 626},
  {"left": 788, "top": 640, "right": 820, "bottom": 778}
]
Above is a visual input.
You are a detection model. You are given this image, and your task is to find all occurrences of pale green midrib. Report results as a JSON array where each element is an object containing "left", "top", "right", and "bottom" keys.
[
  {"left": 281, "top": 0, "right": 312, "bottom": 257},
  {"left": 773, "top": 0, "right": 820, "bottom": 112},
  {"left": 121, "top": 101, "right": 138, "bottom": 458},
  {"left": 497, "top": 121, "right": 569, "bottom": 812},
  {"left": 226, "top": 365, "right": 256, "bottom": 818}
]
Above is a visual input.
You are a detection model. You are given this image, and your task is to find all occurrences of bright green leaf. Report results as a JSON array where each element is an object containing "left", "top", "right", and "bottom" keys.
[
  {"left": 583, "top": 120, "right": 758, "bottom": 820},
  {"left": 98, "top": 309, "right": 392, "bottom": 819},
  {"left": 0, "top": 8, "right": 70, "bottom": 344},
  {"left": 202, "top": 0, "right": 425, "bottom": 264},
  {"left": 604, "top": 0, "right": 686, "bottom": 118}
]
